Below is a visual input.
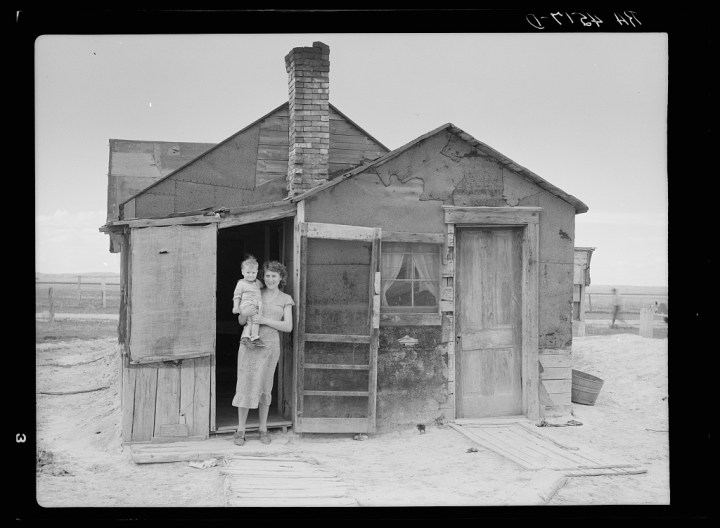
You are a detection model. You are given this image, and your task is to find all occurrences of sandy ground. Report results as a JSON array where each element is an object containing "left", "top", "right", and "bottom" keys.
[{"left": 32, "top": 333, "right": 670, "bottom": 511}]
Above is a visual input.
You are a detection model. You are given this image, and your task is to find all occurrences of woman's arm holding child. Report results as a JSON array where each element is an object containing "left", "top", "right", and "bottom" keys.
[
  {"left": 249, "top": 305, "right": 292, "bottom": 333},
  {"left": 237, "top": 304, "right": 258, "bottom": 326}
]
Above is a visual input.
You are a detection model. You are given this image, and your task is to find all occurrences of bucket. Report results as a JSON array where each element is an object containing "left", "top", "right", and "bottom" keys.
[{"left": 571, "top": 369, "right": 605, "bottom": 406}]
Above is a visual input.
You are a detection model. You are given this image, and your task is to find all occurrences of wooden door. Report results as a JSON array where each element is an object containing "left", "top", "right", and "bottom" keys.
[
  {"left": 295, "top": 222, "right": 381, "bottom": 433},
  {"left": 456, "top": 227, "right": 523, "bottom": 417},
  {"left": 124, "top": 223, "right": 217, "bottom": 442},
  {"left": 129, "top": 223, "right": 217, "bottom": 363}
]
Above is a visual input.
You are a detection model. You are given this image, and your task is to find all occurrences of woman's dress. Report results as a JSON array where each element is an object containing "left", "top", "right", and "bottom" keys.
[{"left": 232, "top": 289, "right": 294, "bottom": 408}]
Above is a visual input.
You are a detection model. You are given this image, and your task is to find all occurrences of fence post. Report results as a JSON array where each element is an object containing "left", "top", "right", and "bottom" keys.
[
  {"left": 587, "top": 293, "right": 592, "bottom": 313},
  {"left": 101, "top": 278, "right": 107, "bottom": 308},
  {"left": 77, "top": 275, "right": 82, "bottom": 306},
  {"left": 48, "top": 287, "right": 55, "bottom": 323}
]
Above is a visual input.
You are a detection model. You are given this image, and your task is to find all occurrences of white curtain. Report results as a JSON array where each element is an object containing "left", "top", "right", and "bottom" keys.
[
  {"left": 413, "top": 253, "right": 439, "bottom": 301},
  {"left": 382, "top": 253, "right": 406, "bottom": 306}
]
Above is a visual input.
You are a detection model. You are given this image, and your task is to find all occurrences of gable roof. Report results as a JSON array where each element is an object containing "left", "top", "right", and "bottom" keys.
[
  {"left": 118, "top": 102, "right": 287, "bottom": 210},
  {"left": 292, "top": 123, "right": 589, "bottom": 214},
  {"left": 119, "top": 102, "right": 391, "bottom": 211}
]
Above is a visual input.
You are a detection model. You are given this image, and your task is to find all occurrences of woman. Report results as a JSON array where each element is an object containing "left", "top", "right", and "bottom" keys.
[{"left": 232, "top": 260, "right": 294, "bottom": 446}]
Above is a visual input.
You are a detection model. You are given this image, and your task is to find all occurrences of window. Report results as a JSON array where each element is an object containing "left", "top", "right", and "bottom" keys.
[{"left": 381, "top": 243, "right": 440, "bottom": 313}]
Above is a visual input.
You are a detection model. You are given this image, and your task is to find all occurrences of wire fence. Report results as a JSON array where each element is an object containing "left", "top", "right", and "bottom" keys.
[
  {"left": 36, "top": 276, "right": 668, "bottom": 321},
  {"left": 36, "top": 277, "right": 121, "bottom": 318}
]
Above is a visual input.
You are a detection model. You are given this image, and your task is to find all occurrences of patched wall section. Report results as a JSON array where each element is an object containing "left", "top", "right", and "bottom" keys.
[
  {"left": 108, "top": 140, "right": 214, "bottom": 222},
  {"left": 376, "top": 327, "right": 449, "bottom": 431},
  {"left": 305, "top": 172, "right": 443, "bottom": 232},
  {"left": 127, "top": 122, "right": 285, "bottom": 219}
]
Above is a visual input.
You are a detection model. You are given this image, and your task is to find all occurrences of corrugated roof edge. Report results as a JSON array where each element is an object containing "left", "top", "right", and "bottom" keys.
[{"left": 292, "top": 123, "right": 589, "bottom": 215}]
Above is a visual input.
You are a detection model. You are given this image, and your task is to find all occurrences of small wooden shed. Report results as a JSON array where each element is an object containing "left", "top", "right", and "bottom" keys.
[
  {"left": 572, "top": 247, "right": 596, "bottom": 337},
  {"left": 101, "top": 42, "right": 589, "bottom": 443}
]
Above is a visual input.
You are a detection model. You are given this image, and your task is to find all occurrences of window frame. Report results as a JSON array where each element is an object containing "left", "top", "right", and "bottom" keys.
[{"left": 380, "top": 232, "right": 445, "bottom": 327}]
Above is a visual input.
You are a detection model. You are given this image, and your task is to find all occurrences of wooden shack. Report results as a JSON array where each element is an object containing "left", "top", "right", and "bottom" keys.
[
  {"left": 572, "top": 247, "right": 596, "bottom": 337},
  {"left": 101, "top": 42, "right": 589, "bottom": 443}
]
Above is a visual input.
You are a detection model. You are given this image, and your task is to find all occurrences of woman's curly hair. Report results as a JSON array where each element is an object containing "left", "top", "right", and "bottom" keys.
[{"left": 261, "top": 260, "right": 288, "bottom": 287}]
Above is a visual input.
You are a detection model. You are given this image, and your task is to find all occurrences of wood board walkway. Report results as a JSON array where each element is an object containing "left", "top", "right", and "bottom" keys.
[
  {"left": 221, "top": 455, "right": 358, "bottom": 507},
  {"left": 450, "top": 419, "right": 646, "bottom": 477},
  {"left": 129, "top": 439, "right": 260, "bottom": 464}
]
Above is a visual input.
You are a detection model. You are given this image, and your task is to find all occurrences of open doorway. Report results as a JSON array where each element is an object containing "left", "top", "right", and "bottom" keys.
[{"left": 213, "top": 219, "right": 293, "bottom": 433}]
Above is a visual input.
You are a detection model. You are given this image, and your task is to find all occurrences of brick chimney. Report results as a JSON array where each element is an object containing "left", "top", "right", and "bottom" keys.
[{"left": 285, "top": 41, "right": 330, "bottom": 197}]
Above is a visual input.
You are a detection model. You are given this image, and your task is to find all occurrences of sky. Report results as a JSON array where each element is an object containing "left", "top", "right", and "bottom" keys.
[{"left": 34, "top": 31, "right": 668, "bottom": 286}]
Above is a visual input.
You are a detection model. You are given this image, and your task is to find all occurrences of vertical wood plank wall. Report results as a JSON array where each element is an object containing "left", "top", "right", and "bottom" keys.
[
  {"left": 120, "top": 230, "right": 212, "bottom": 443},
  {"left": 121, "top": 357, "right": 212, "bottom": 443}
]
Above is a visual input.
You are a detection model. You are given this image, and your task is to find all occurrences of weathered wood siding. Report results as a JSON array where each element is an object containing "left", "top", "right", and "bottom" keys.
[
  {"left": 122, "top": 104, "right": 387, "bottom": 221},
  {"left": 328, "top": 107, "right": 387, "bottom": 176},
  {"left": 108, "top": 140, "right": 214, "bottom": 223},
  {"left": 121, "top": 356, "right": 212, "bottom": 443},
  {"left": 304, "top": 128, "right": 577, "bottom": 426},
  {"left": 128, "top": 119, "right": 273, "bottom": 218}
]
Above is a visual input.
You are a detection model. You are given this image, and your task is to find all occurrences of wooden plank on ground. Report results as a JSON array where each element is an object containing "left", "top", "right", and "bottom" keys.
[
  {"left": 449, "top": 422, "right": 643, "bottom": 476},
  {"left": 448, "top": 423, "right": 542, "bottom": 470},
  {"left": 130, "top": 444, "right": 239, "bottom": 464},
  {"left": 222, "top": 455, "right": 358, "bottom": 507}
]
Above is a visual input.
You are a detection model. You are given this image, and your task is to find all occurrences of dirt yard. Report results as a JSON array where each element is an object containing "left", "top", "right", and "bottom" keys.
[{"left": 31, "top": 331, "right": 671, "bottom": 512}]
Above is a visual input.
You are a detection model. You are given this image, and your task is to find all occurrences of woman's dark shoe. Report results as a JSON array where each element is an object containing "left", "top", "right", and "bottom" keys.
[
  {"left": 233, "top": 431, "right": 245, "bottom": 446},
  {"left": 259, "top": 430, "right": 271, "bottom": 444}
]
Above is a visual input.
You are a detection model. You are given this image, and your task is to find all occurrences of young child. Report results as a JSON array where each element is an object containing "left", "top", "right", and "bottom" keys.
[{"left": 232, "top": 256, "right": 266, "bottom": 347}]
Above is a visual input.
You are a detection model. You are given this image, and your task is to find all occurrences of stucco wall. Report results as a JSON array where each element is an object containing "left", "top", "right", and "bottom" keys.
[
  {"left": 377, "top": 327, "right": 448, "bottom": 430},
  {"left": 304, "top": 129, "right": 578, "bottom": 428}
]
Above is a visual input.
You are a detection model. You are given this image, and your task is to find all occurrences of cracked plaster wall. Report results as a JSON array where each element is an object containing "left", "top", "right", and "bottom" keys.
[{"left": 304, "top": 129, "right": 577, "bottom": 424}]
